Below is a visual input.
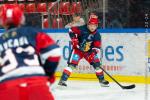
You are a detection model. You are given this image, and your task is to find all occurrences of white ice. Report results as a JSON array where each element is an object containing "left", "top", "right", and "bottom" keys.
[{"left": 52, "top": 80, "right": 149, "bottom": 100}]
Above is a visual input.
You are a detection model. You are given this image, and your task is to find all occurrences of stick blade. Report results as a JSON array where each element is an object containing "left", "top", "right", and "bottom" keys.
[{"left": 122, "top": 84, "right": 136, "bottom": 89}]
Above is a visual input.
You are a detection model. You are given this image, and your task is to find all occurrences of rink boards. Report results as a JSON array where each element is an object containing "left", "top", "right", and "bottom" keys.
[
  {"left": 45, "top": 29, "right": 150, "bottom": 84},
  {"left": 0, "top": 29, "right": 150, "bottom": 84}
]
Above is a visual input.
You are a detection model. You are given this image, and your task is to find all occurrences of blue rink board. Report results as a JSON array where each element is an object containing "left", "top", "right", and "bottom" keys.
[
  {"left": 42, "top": 28, "right": 150, "bottom": 33},
  {"left": 0, "top": 28, "right": 150, "bottom": 34}
]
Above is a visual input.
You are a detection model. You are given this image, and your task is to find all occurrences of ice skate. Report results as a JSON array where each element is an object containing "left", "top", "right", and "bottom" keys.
[
  {"left": 99, "top": 79, "right": 109, "bottom": 87},
  {"left": 58, "top": 80, "right": 67, "bottom": 87}
]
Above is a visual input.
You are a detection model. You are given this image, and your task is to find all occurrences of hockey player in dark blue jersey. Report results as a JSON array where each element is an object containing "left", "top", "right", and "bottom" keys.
[
  {"left": 58, "top": 15, "right": 109, "bottom": 87},
  {"left": 0, "top": 4, "right": 61, "bottom": 100}
]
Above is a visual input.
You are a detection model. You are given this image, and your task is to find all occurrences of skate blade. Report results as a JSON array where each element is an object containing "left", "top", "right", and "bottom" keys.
[
  {"left": 57, "top": 84, "right": 68, "bottom": 89},
  {"left": 100, "top": 84, "right": 110, "bottom": 87}
]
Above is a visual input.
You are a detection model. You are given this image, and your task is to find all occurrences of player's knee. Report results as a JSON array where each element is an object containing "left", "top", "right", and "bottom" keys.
[
  {"left": 63, "top": 67, "right": 73, "bottom": 76},
  {"left": 63, "top": 64, "right": 76, "bottom": 75},
  {"left": 91, "top": 62, "right": 100, "bottom": 69}
]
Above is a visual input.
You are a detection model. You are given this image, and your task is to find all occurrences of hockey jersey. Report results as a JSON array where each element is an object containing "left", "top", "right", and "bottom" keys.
[
  {"left": 69, "top": 25, "right": 101, "bottom": 52},
  {"left": 0, "top": 26, "right": 61, "bottom": 83}
]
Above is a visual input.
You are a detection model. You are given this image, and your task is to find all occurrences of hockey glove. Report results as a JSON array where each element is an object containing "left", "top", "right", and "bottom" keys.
[
  {"left": 87, "top": 49, "right": 99, "bottom": 63},
  {"left": 87, "top": 52, "right": 96, "bottom": 63},
  {"left": 71, "top": 38, "right": 79, "bottom": 49}
]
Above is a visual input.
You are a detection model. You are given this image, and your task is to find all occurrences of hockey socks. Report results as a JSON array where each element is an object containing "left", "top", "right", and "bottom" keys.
[
  {"left": 95, "top": 68, "right": 109, "bottom": 87},
  {"left": 58, "top": 67, "right": 73, "bottom": 86}
]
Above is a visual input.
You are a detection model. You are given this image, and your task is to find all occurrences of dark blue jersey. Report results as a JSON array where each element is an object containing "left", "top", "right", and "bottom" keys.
[
  {"left": 0, "top": 26, "right": 60, "bottom": 82},
  {"left": 69, "top": 25, "right": 101, "bottom": 52}
]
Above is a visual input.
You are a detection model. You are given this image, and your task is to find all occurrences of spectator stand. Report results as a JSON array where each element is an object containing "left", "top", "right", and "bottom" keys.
[{"left": 0, "top": 0, "right": 149, "bottom": 28}]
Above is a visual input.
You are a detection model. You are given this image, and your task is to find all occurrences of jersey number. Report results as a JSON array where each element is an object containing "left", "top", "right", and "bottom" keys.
[{"left": 0, "top": 46, "right": 40, "bottom": 73}]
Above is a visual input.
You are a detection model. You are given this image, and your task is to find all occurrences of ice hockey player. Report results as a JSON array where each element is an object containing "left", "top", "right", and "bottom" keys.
[
  {"left": 58, "top": 14, "right": 109, "bottom": 87},
  {"left": 0, "top": 4, "right": 61, "bottom": 100}
]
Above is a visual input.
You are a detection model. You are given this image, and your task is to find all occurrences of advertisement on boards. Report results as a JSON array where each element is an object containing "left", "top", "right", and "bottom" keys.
[{"left": 49, "top": 33, "right": 146, "bottom": 76}]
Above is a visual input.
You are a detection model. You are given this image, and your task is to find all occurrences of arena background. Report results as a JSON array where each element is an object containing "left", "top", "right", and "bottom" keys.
[{"left": 0, "top": 0, "right": 150, "bottom": 84}]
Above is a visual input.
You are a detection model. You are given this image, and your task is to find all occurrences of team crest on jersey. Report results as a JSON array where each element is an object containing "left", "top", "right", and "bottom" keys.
[{"left": 84, "top": 42, "right": 92, "bottom": 52}]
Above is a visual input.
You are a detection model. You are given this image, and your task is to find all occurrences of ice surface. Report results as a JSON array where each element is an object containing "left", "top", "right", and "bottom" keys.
[{"left": 52, "top": 80, "right": 149, "bottom": 100}]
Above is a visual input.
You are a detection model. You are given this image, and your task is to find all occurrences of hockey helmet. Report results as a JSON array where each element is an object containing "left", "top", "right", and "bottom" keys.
[
  {"left": 88, "top": 15, "right": 99, "bottom": 25},
  {"left": 0, "top": 4, "right": 25, "bottom": 27}
]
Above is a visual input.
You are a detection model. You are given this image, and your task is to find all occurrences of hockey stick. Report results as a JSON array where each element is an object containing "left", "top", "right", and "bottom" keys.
[
  {"left": 99, "top": 49, "right": 135, "bottom": 89},
  {"left": 99, "top": 66, "right": 135, "bottom": 89}
]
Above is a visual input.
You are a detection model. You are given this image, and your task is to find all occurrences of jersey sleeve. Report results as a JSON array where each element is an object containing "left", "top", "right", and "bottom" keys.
[
  {"left": 35, "top": 32, "right": 61, "bottom": 77},
  {"left": 92, "top": 32, "right": 101, "bottom": 53}
]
